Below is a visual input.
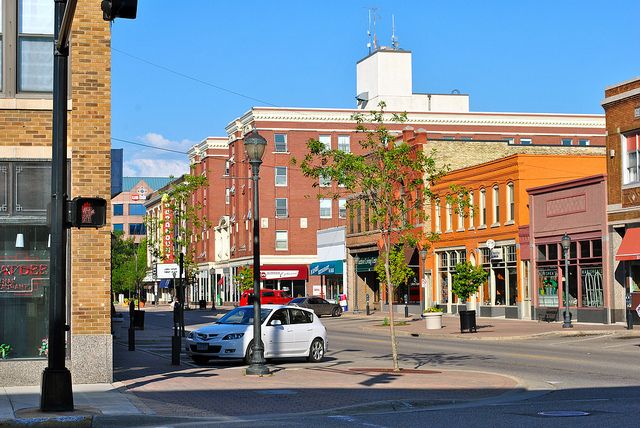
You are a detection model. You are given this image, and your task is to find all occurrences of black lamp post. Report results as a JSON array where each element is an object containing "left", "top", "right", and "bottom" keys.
[
  {"left": 244, "top": 130, "right": 270, "bottom": 376},
  {"left": 420, "top": 248, "right": 428, "bottom": 311},
  {"left": 561, "top": 233, "right": 573, "bottom": 328}
]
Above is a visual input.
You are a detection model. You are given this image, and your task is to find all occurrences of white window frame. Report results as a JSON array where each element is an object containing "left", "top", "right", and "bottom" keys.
[
  {"left": 338, "top": 135, "right": 350, "bottom": 152},
  {"left": 275, "top": 198, "right": 288, "bottom": 218},
  {"left": 274, "top": 166, "right": 287, "bottom": 186},
  {"left": 320, "top": 199, "right": 332, "bottom": 218},
  {"left": 275, "top": 230, "right": 288, "bottom": 250},
  {"left": 507, "top": 182, "right": 515, "bottom": 223},
  {"left": 225, "top": 188, "right": 230, "bottom": 205},
  {"left": 520, "top": 138, "right": 532, "bottom": 145},
  {"left": 623, "top": 133, "right": 640, "bottom": 186},
  {"left": 578, "top": 139, "right": 590, "bottom": 146},
  {"left": 274, "top": 133, "right": 287, "bottom": 152},
  {"left": 479, "top": 189, "right": 486, "bottom": 227},
  {"left": 319, "top": 134, "right": 331, "bottom": 151},
  {"left": 561, "top": 138, "right": 573, "bottom": 146},
  {"left": 457, "top": 199, "right": 464, "bottom": 231},
  {"left": 319, "top": 174, "right": 331, "bottom": 187},
  {"left": 435, "top": 199, "right": 441, "bottom": 232},
  {"left": 492, "top": 185, "right": 500, "bottom": 226},
  {"left": 468, "top": 191, "right": 474, "bottom": 229},
  {"left": 445, "top": 200, "right": 452, "bottom": 232},
  {"left": 338, "top": 198, "right": 347, "bottom": 219}
]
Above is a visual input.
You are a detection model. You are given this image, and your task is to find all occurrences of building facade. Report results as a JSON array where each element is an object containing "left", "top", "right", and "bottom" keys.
[
  {"left": 526, "top": 175, "right": 611, "bottom": 323},
  {"left": 0, "top": 1, "right": 112, "bottom": 386},
  {"left": 601, "top": 77, "right": 640, "bottom": 324}
]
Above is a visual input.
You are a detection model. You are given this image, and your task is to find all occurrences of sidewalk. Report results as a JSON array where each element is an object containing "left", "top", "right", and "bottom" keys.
[{"left": 345, "top": 310, "right": 640, "bottom": 340}]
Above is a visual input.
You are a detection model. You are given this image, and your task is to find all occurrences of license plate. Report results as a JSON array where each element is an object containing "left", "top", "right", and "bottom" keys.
[{"left": 196, "top": 343, "right": 208, "bottom": 351}]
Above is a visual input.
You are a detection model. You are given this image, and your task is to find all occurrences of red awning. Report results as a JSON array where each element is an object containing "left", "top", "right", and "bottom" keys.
[
  {"left": 260, "top": 264, "right": 308, "bottom": 280},
  {"left": 616, "top": 228, "right": 640, "bottom": 261}
]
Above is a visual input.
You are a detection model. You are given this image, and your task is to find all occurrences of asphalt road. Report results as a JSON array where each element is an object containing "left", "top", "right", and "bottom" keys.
[{"left": 114, "top": 307, "right": 640, "bottom": 427}]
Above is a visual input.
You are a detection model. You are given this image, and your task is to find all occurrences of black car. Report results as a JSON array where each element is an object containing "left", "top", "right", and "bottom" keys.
[{"left": 289, "top": 296, "right": 342, "bottom": 317}]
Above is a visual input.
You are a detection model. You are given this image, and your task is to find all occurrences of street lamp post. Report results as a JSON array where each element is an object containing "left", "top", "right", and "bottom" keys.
[
  {"left": 353, "top": 254, "right": 360, "bottom": 313},
  {"left": 244, "top": 130, "right": 270, "bottom": 376},
  {"left": 420, "top": 248, "right": 428, "bottom": 311},
  {"left": 561, "top": 233, "right": 573, "bottom": 328}
]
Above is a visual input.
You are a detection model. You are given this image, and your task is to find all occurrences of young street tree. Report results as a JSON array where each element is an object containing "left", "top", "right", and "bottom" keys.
[
  {"left": 111, "top": 232, "right": 147, "bottom": 303},
  {"left": 297, "top": 103, "right": 455, "bottom": 371}
]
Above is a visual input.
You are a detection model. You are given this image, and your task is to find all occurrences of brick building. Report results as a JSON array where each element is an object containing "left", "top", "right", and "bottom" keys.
[
  {"left": 0, "top": 1, "right": 112, "bottom": 385},
  {"left": 111, "top": 177, "right": 173, "bottom": 242},
  {"left": 190, "top": 47, "right": 606, "bottom": 307},
  {"left": 601, "top": 77, "right": 640, "bottom": 324},
  {"left": 426, "top": 154, "right": 605, "bottom": 320}
]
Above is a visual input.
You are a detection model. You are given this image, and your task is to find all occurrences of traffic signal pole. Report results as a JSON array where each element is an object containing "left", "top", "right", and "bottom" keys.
[{"left": 41, "top": 0, "right": 75, "bottom": 412}]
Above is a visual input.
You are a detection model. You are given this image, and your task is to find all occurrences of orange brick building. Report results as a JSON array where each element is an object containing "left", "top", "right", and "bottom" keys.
[
  {"left": 427, "top": 154, "right": 605, "bottom": 319},
  {"left": 0, "top": 1, "right": 112, "bottom": 385}
]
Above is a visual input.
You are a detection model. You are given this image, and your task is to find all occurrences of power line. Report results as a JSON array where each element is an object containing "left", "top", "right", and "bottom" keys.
[
  {"left": 112, "top": 137, "right": 189, "bottom": 155},
  {"left": 112, "top": 48, "right": 279, "bottom": 107}
]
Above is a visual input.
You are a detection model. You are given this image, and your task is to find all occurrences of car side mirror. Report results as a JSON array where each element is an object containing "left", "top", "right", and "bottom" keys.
[{"left": 270, "top": 319, "right": 282, "bottom": 326}]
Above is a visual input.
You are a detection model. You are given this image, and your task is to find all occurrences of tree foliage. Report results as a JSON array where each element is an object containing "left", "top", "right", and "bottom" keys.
[
  {"left": 452, "top": 261, "right": 488, "bottom": 302},
  {"left": 111, "top": 232, "right": 147, "bottom": 299},
  {"left": 374, "top": 246, "right": 414, "bottom": 293},
  {"left": 234, "top": 265, "right": 254, "bottom": 292},
  {"left": 297, "top": 102, "right": 461, "bottom": 371}
]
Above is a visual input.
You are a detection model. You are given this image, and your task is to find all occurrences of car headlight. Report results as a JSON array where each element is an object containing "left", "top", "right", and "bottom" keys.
[
  {"left": 187, "top": 332, "right": 194, "bottom": 339},
  {"left": 222, "top": 333, "right": 244, "bottom": 340}
]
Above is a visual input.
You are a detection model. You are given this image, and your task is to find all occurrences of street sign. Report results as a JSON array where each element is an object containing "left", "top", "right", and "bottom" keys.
[
  {"left": 486, "top": 239, "right": 495, "bottom": 249},
  {"left": 157, "top": 263, "right": 185, "bottom": 279}
]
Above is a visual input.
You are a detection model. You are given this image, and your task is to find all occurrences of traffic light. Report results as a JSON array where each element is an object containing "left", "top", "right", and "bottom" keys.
[
  {"left": 67, "top": 197, "right": 107, "bottom": 228},
  {"left": 101, "top": 0, "right": 137, "bottom": 21}
]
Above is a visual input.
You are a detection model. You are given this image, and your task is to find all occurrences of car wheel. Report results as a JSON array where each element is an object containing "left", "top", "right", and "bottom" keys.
[
  {"left": 307, "top": 338, "right": 325, "bottom": 363},
  {"left": 244, "top": 341, "right": 254, "bottom": 365},
  {"left": 191, "top": 355, "right": 209, "bottom": 365},
  {"left": 332, "top": 307, "right": 342, "bottom": 317}
]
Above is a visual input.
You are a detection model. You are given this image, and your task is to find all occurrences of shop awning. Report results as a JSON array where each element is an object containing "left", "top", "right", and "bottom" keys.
[
  {"left": 159, "top": 279, "right": 172, "bottom": 288},
  {"left": 260, "top": 264, "right": 308, "bottom": 280},
  {"left": 310, "top": 260, "right": 343, "bottom": 276},
  {"left": 616, "top": 228, "right": 640, "bottom": 261}
]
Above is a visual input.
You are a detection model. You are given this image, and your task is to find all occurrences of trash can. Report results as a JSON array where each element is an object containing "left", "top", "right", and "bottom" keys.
[
  {"left": 133, "top": 310, "right": 145, "bottom": 330},
  {"left": 199, "top": 299, "right": 207, "bottom": 309},
  {"left": 459, "top": 310, "right": 477, "bottom": 333}
]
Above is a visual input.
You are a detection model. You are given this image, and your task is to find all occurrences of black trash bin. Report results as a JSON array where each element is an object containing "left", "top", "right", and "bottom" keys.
[
  {"left": 199, "top": 299, "right": 207, "bottom": 309},
  {"left": 459, "top": 310, "right": 477, "bottom": 333},
  {"left": 133, "top": 309, "right": 145, "bottom": 330}
]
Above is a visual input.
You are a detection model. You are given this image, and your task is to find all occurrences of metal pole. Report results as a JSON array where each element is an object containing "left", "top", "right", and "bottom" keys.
[
  {"left": 179, "top": 252, "right": 185, "bottom": 336},
  {"left": 246, "top": 160, "right": 269, "bottom": 376},
  {"left": 353, "top": 255, "right": 360, "bottom": 313},
  {"left": 41, "top": 0, "right": 73, "bottom": 412},
  {"left": 562, "top": 245, "right": 573, "bottom": 328}
]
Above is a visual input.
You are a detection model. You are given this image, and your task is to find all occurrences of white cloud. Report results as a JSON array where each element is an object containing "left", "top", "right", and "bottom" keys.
[
  {"left": 139, "top": 132, "right": 196, "bottom": 151},
  {"left": 124, "top": 158, "right": 189, "bottom": 178}
]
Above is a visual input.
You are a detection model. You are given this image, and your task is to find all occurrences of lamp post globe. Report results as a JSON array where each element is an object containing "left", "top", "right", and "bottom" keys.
[
  {"left": 561, "top": 233, "right": 573, "bottom": 328},
  {"left": 244, "top": 130, "right": 270, "bottom": 376}
]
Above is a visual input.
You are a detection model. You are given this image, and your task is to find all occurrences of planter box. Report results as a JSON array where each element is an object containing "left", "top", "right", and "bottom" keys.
[{"left": 424, "top": 312, "right": 443, "bottom": 329}]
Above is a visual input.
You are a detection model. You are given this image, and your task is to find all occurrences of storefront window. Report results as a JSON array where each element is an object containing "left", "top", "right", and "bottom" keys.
[
  {"left": 538, "top": 267, "right": 559, "bottom": 307},
  {"left": 1, "top": 161, "right": 53, "bottom": 360},
  {"left": 436, "top": 249, "right": 467, "bottom": 304},
  {"left": 482, "top": 244, "right": 518, "bottom": 306}
]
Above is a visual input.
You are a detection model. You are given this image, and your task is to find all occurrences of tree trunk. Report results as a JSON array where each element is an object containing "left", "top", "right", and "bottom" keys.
[{"left": 384, "top": 245, "right": 400, "bottom": 372}]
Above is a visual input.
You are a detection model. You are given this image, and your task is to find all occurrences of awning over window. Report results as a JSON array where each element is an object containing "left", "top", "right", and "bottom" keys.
[
  {"left": 616, "top": 228, "right": 640, "bottom": 261},
  {"left": 260, "top": 264, "right": 308, "bottom": 280},
  {"left": 310, "top": 260, "right": 343, "bottom": 276},
  {"left": 159, "top": 279, "right": 172, "bottom": 288}
]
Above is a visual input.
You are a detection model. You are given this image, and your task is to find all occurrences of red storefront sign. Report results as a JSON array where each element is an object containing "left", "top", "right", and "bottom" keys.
[
  {"left": 0, "top": 261, "right": 49, "bottom": 296},
  {"left": 162, "top": 203, "right": 175, "bottom": 263},
  {"left": 259, "top": 265, "right": 308, "bottom": 281}
]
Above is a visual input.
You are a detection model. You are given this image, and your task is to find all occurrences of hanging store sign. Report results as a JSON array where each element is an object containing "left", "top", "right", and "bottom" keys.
[{"left": 162, "top": 202, "right": 175, "bottom": 263}]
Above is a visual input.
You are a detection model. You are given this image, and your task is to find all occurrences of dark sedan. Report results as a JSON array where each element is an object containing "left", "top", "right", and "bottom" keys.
[{"left": 289, "top": 296, "right": 342, "bottom": 317}]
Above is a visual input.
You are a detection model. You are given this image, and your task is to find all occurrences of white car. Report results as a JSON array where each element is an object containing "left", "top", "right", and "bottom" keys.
[{"left": 185, "top": 304, "right": 328, "bottom": 365}]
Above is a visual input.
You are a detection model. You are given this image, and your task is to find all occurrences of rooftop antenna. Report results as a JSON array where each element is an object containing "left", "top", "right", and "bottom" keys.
[
  {"left": 367, "top": 7, "right": 378, "bottom": 52},
  {"left": 367, "top": 9, "right": 372, "bottom": 53},
  {"left": 391, "top": 14, "right": 398, "bottom": 49}
]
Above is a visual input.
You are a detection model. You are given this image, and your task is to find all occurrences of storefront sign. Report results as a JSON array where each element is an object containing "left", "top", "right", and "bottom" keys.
[
  {"left": 310, "top": 260, "right": 343, "bottom": 276},
  {"left": 157, "top": 263, "right": 184, "bottom": 279},
  {"left": 0, "top": 261, "right": 49, "bottom": 297},
  {"left": 162, "top": 202, "right": 175, "bottom": 263},
  {"left": 260, "top": 265, "right": 308, "bottom": 280},
  {"left": 355, "top": 255, "right": 378, "bottom": 272}
]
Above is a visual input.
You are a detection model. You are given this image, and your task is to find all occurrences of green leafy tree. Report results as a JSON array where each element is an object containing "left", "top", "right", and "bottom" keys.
[
  {"left": 234, "top": 266, "right": 254, "bottom": 292},
  {"left": 452, "top": 261, "right": 488, "bottom": 302},
  {"left": 374, "top": 245, "right": 415, "bottom": 301},
  {"left": 297, "top": 103, "right": 462, "bottom": 371},
  {"left": 111, "top": 232, "right": 147, "bottom": 302}
]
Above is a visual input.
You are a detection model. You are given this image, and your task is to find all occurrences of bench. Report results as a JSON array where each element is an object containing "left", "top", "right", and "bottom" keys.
[{"left": 537, "top": 308, "right": 559, "bottom": 323}]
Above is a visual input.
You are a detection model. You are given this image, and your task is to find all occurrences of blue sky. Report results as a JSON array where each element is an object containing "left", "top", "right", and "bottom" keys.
[{"left": 111, "top": 0, "right": 640, "bottom": 177}]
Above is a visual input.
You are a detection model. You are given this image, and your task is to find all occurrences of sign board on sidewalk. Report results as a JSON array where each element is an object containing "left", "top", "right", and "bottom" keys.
[{"left": 157, "top": 263, "right": 184, "bottom": 279}]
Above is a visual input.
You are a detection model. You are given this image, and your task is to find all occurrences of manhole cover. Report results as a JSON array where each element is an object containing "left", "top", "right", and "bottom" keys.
[{"left": 538, "top": 411, "right": 590, "bottom": 417}]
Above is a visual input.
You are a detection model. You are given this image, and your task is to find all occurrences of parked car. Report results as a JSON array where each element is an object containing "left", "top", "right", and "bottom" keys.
[
  {"left": 288, "top": 296, "right": 342, "bottom": 317},
  {"left": 186, "top": 305, "right": 327, "bottom": 365},
  {"left": 239, "top": 289, "right": 292, "bottom": 306}
]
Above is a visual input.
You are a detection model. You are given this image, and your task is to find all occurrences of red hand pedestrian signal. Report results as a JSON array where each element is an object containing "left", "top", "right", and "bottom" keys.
[{"left": 68, "top": 197, "right": 107, "bottom": 228}]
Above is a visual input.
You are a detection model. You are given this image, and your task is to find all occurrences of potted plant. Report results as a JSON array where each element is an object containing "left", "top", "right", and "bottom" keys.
[
  {"left": 423, "top": 306, "right": 444, "bottom": 329},
  {"left": 452, "top": 262, "right": 488, "bottom": 333},
  {"left": 0, "top": 343, "right": 12, "bottom": 359}
]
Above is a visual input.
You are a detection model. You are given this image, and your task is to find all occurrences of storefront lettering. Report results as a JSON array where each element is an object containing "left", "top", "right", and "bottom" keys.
[
  {"left": 1, "top": 264, "right": 48, "bottom": 276},
  {"left": 0, "top": 277, "right": 32, "bottom": 293}
]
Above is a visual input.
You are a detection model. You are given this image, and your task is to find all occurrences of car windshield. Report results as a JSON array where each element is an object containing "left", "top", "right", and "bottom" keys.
[
  {"left": 290, "top": 297, "right": 305, "bottom": 304},
  {"left": 217, "top": 307, "right": 272, "bottom": 325}
]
